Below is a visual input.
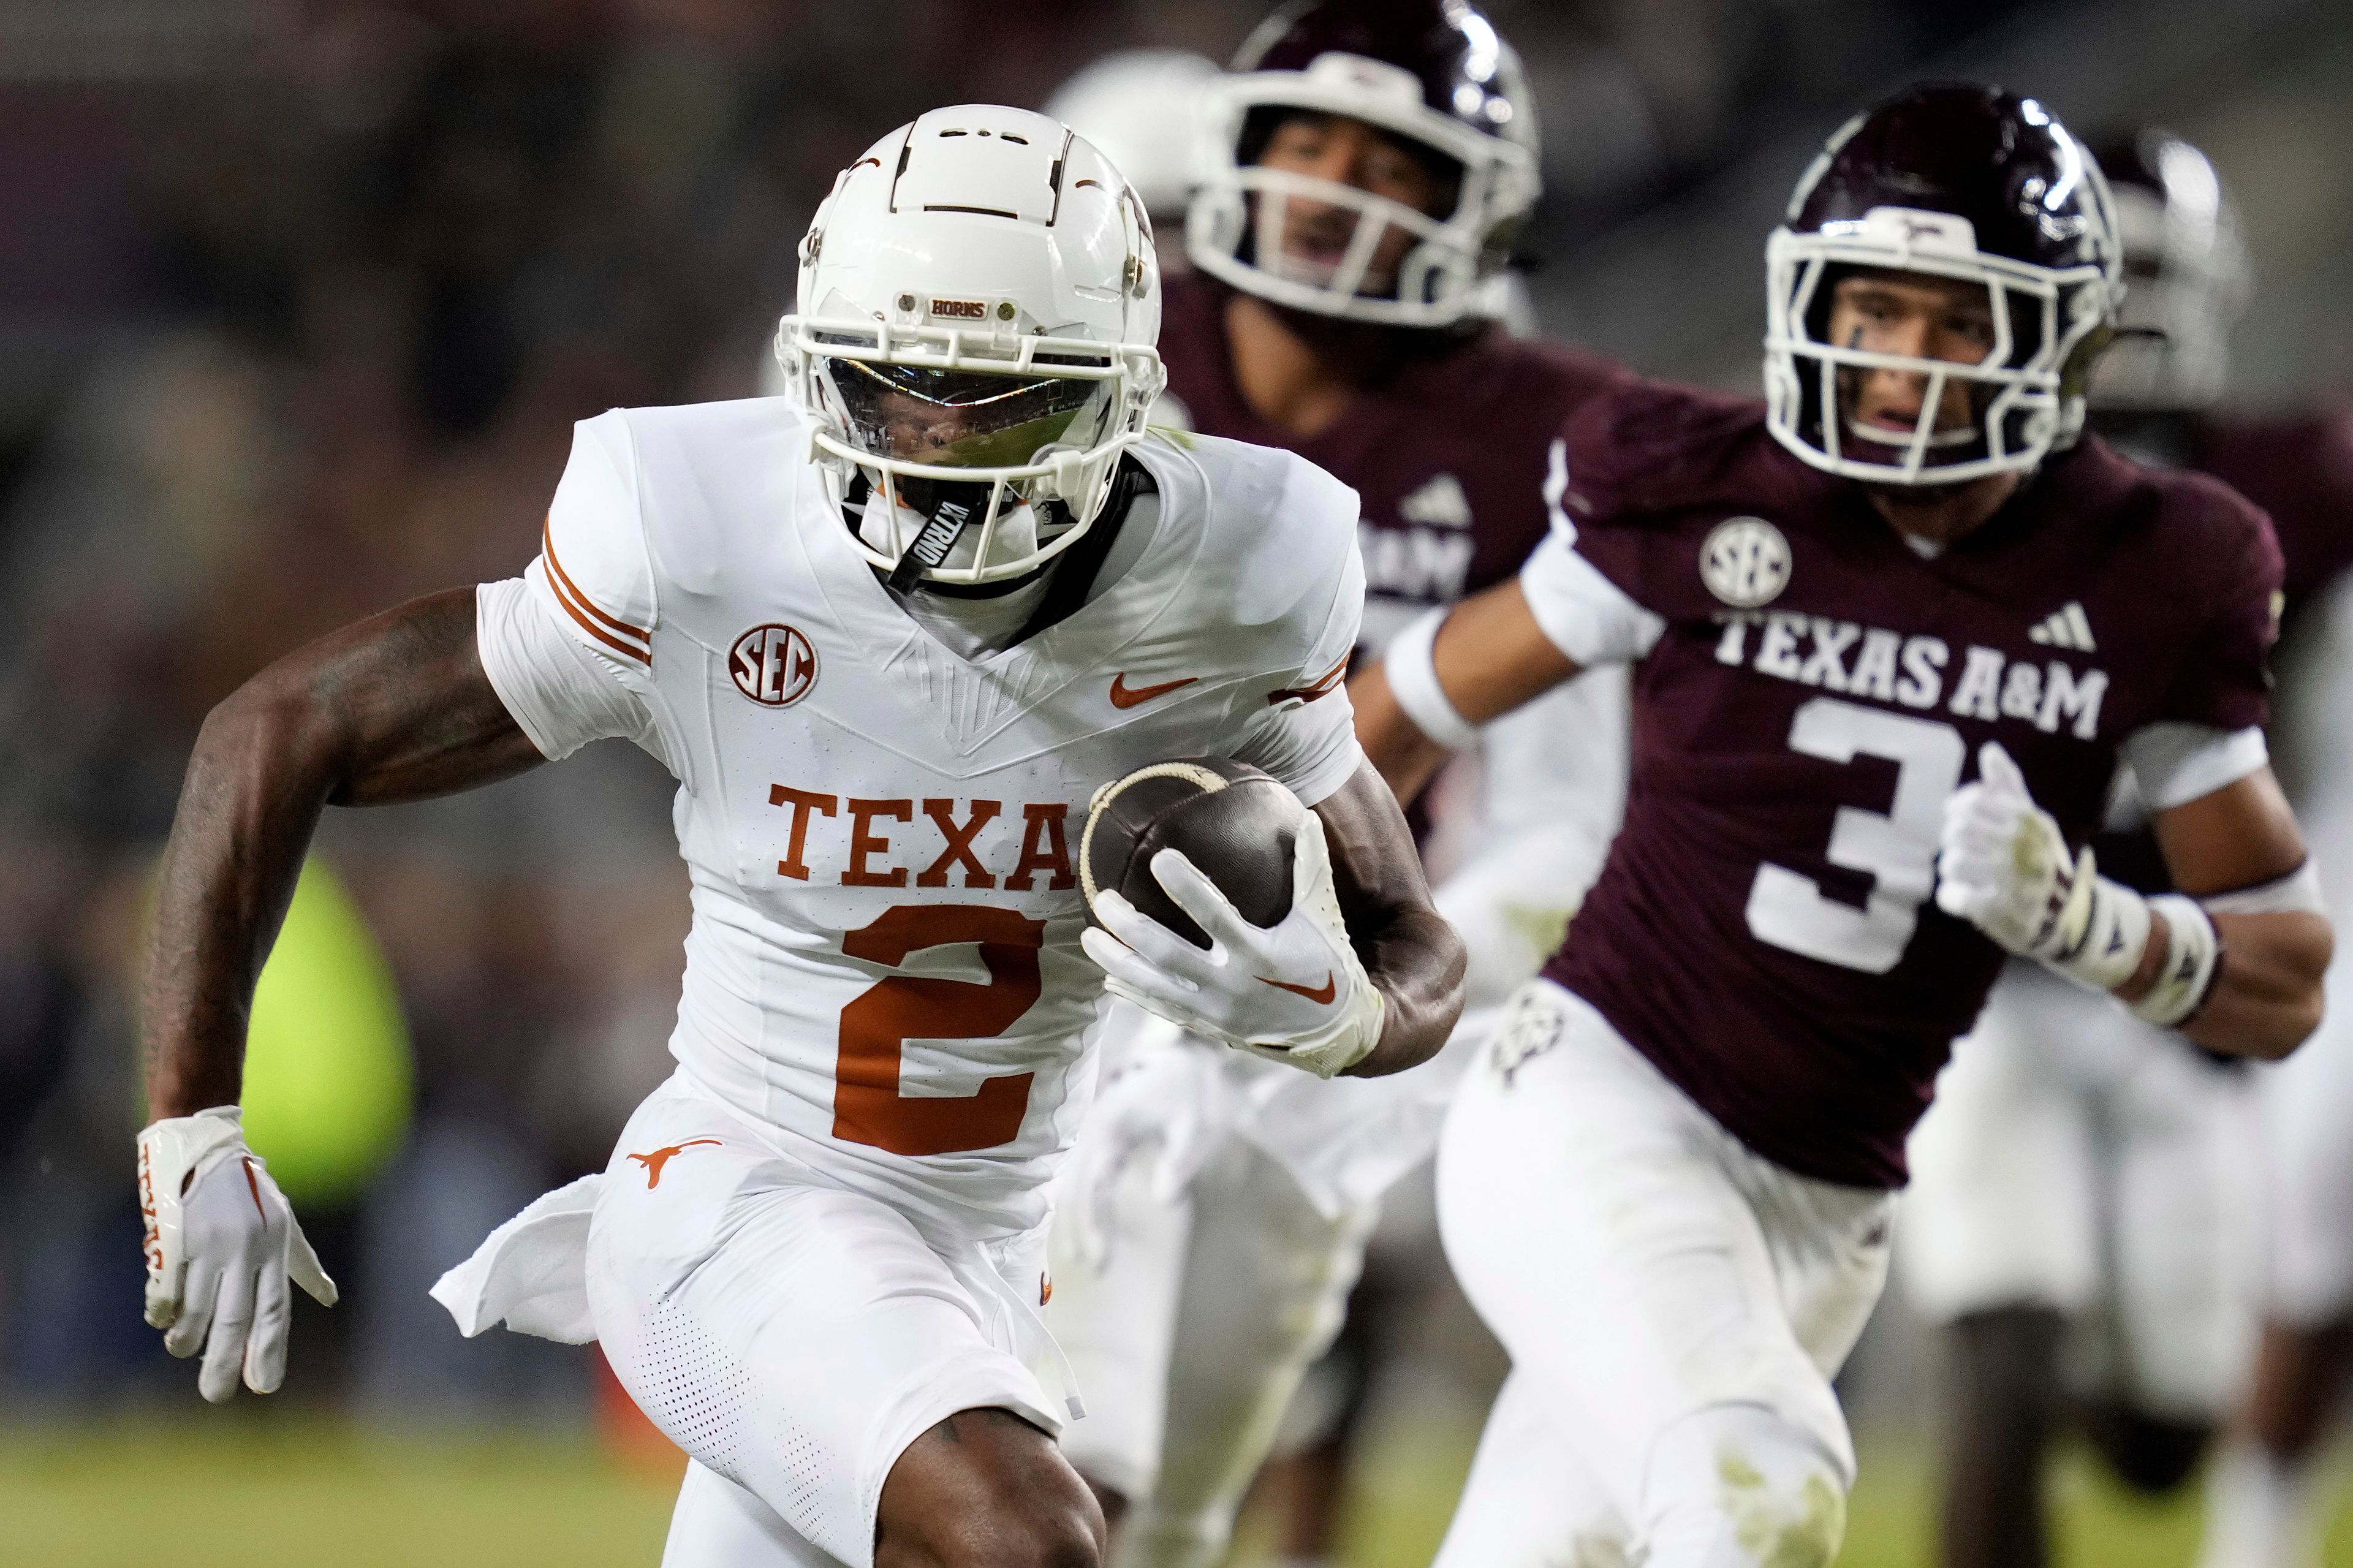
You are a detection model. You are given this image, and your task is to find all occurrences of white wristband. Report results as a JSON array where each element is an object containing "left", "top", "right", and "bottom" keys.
[
  {"left": 2133, "top": 893, "right": 2221, "bottom": 1026},
  {"left": 2038, "top": 858, "right": 2153, "bottom": 994},
  {"left": 1384, "top": 606, "right": 1479, "bottom": 752}
]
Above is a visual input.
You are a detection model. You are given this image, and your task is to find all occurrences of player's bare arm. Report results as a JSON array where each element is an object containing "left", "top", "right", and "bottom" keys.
[
  {"left": 1352, "top": 579, "right": 1579, "bottom": 806},
  {"left": 146, "top": 589, "right": 541, "bottom": 1118},
  {"left": 137, "top": 589, "right": 539, "bottom": 1402},
  {"left": 2145, "top": 768, "right": 2332, "bottom": 1056},
  {"left": 1308, "top": 759, "right": 1467, "bottom": 1076}
]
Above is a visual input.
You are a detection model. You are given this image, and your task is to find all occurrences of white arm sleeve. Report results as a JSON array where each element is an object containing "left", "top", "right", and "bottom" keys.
[
  {"left": 1232, "top": 532, "right": 1368, "bottom": 809},
  {"left": 1384, "top": 607, "right": 1480, "bottom": 751},
  {"left": 476, "top": 578, "right": 675, "bottom": 775},
  {"left": 2120, "top": 722, "right": 2269, "bottom": 812},
  {"left": 1517, "top": 531, "right": 1665, "bottom": 668}
]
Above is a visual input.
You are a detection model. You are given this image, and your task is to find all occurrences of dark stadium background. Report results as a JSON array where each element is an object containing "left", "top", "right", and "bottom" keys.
[{"left": 3, "top": 1, "right": 2351, "bottom": 1562}]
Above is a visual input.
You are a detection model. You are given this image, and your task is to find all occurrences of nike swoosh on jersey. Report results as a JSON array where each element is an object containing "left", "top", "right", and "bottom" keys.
[
  {"left": 1257, "top": 972, "right": 1337, "bottom": 1005},
  {"left": 1109, "top": 672, "right": 1199, "bottom": 709}
]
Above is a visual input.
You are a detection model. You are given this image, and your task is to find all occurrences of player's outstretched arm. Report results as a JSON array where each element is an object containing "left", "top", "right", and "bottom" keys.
[
  {"left": 146, "top": 589, "right": 542, "bottom": 1116},
  {"left": 1938, "top": 744, "right": 2331, "bottom": 1061},
  {"left": 1352, "top": 580, "right": 1581, "bottom": 806},
  {"left": 139, "top": 588, "right": 543, "bottom": 1400}
]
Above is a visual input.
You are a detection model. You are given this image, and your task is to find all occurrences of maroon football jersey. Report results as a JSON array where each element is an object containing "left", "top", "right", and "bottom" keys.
[
  {"left": 1155, "top": 271, "right": 1627, "bottom": 651},
  {"left": 1536, "top": 378, "right": 2283, "bottom": 1189}
]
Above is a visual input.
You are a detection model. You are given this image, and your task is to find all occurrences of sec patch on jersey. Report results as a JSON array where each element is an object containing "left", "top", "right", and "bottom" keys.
[{"left": 1080, "top": 759, "right": 1301, "bottom": 948}]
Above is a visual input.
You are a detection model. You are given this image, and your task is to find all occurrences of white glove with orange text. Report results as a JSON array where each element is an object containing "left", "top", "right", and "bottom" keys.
[
  {"left": 1081, "top": 812, "right": 1384, "bottom": 1078},
  {"left": 138, "top": 1107, "right": 337, "bottom": 1402},
  {"left": 1936, "top": 741, "right": 2218, "bottom": 1024}
]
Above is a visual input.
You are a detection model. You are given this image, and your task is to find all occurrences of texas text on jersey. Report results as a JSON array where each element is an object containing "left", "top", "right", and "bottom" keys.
[
  {"left": 1156, "top": 269, "right": 1625, "bottom": 648},
  {"left": 480, "top": 398, "right": 1367, "bottom": 1237},
  {"left": 1529, "top": 375, "right": 2283, "bottom": 1188}
]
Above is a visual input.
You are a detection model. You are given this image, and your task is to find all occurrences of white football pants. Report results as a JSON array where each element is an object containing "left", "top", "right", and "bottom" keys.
[
  {"left": 1049, "top": 1131, "right": 1378, "bottom": 1568},
  {"left": 1433, "top": 982, "right": 1892, "bottom": 1568},
  {"left": 587, "top": 1075, "right": 1064, "bottom": 1568},
  {"left": 1903, "top": 959, "right": 2262, "bottom": 1417},
  {"left": 2256, "top": 948, "right": 2353, "bottom": 1327}
]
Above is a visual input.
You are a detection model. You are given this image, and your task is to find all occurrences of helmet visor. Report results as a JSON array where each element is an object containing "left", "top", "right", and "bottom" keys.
[{"left": 821, "top": 358, "right": 1118, "bottom": 474}]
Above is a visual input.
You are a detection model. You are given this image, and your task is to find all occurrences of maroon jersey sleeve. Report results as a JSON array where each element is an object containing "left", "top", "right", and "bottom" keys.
[
  {"left": 1548, "top": 376, "right": 1819, "bottom": 620},
  {"left": 2141, "top": 470, "right": 2284, "bottom": 735}
]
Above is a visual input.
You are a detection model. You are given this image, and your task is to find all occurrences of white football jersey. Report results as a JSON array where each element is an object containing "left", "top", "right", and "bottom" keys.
[{"left": 476, "top": 399, "right": 1365, "bottom": 1238}]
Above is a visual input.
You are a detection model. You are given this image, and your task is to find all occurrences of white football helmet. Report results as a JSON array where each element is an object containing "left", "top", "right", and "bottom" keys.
[
  {"left": 1044, "top": 50, "right": 1221, "bottom": 223},
  {"left": 2088, "top": 129, "right": 2251, "bottom": 412},
  {"left": 1186, "top": 0, "right": 1540, "bottom": 328},
  {"left": 776, "top": 105, "right": 1167, "bottom": 586}
]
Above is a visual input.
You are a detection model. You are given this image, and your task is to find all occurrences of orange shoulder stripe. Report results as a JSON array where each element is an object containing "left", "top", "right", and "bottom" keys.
[{"left": 541, "top": 515, "right": 651, "bottom": 665}]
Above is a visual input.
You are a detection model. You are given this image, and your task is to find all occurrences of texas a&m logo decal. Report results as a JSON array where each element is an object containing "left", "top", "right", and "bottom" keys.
[{"left": 730, "top": 624, "right": 819, "bottom": 708}]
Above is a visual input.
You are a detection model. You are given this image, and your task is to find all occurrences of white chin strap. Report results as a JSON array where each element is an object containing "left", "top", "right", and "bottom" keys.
[{"left": 855, "top": 486, "right": 1048, "bottom": 579}]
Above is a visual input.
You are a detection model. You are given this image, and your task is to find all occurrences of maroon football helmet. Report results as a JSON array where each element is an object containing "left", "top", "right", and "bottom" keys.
[
  {"left": 2088, "top": 129, "right": 2249, "bottom": 411},
  {"left": 1765, "top": 82, "right": 2123, "bottom": 484},
  {"left": 1187, "top": 0, "right": 1539, "bottom": 327}
]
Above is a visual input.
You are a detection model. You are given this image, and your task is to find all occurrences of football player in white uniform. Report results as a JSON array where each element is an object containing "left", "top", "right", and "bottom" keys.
[
  {"left": 134, "top": 106, "right": 1464, "bottom": 1568},
  {"left": 1036, "top": 7, "right": 1631, "bottom": 1566}
]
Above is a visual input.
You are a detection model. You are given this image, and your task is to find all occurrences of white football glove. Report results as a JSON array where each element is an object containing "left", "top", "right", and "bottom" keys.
[
  {"left": 138, "top": 1107, "right": 336, "bottom": 1402},
  {"left": 1054, "top": 1012, "right": 1226, "bottom": 1271},
  {"left": 1080, "top": 811, "right": 1385, "bottom": 1078},
  {"left": 1936, "top": 741, "right": 2218, "bottom": 1024}
]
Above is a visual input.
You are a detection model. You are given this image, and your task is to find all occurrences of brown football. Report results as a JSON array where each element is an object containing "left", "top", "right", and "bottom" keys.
[{"left": 1080, "top": 758, "right": 1303, "bottom": 949}]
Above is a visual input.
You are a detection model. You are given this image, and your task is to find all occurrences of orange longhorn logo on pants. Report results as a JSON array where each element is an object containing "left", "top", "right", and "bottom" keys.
[{"left": 626, "top": 1138, "right": 722, "bottom": 1188}]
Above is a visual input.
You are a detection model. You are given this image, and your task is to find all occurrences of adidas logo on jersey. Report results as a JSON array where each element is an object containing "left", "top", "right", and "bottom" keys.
[
  {"left": 2026, "top": 602, "right": 2097, "bottom": 652},
  {"left": 1396, "top": 474, "right": 1472, "bottom": 529}
]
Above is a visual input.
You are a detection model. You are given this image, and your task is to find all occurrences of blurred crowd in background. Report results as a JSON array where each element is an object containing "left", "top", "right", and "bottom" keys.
[{"left": 3, "top": 0, "right": 2351, "bottom": 1463}]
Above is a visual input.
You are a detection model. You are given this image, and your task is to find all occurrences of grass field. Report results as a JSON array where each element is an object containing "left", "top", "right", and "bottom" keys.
[{"left": 7, "top": 1416, "right": 2351, "bottom": 1567}]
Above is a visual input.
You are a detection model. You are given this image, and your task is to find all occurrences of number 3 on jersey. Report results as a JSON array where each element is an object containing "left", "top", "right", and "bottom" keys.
[
  {"left": 835, "top": 904, "right": 1045, "bottom": 1156},
  {"left": 1745, "top": 697, "right": 1965, "bottom": 974}
]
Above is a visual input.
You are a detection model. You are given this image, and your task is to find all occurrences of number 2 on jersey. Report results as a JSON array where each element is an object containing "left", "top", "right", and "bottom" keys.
[
  {"left": 835, "top": 904, "right": 1045, "bottom": 1156},
  {"left": 1745, "top": 697, "right": 1965, "bottom": 974}
]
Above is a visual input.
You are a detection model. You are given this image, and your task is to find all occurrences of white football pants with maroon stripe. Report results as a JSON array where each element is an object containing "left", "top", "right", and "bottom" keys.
[{"left": 1433, "top": 981, "right": 1891, "bottom": 1568}]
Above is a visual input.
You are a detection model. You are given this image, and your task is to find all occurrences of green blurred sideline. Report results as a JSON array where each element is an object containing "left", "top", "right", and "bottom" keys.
[{"left": 6, "top": 1417, "right": 2350, "bottom": 1567}]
